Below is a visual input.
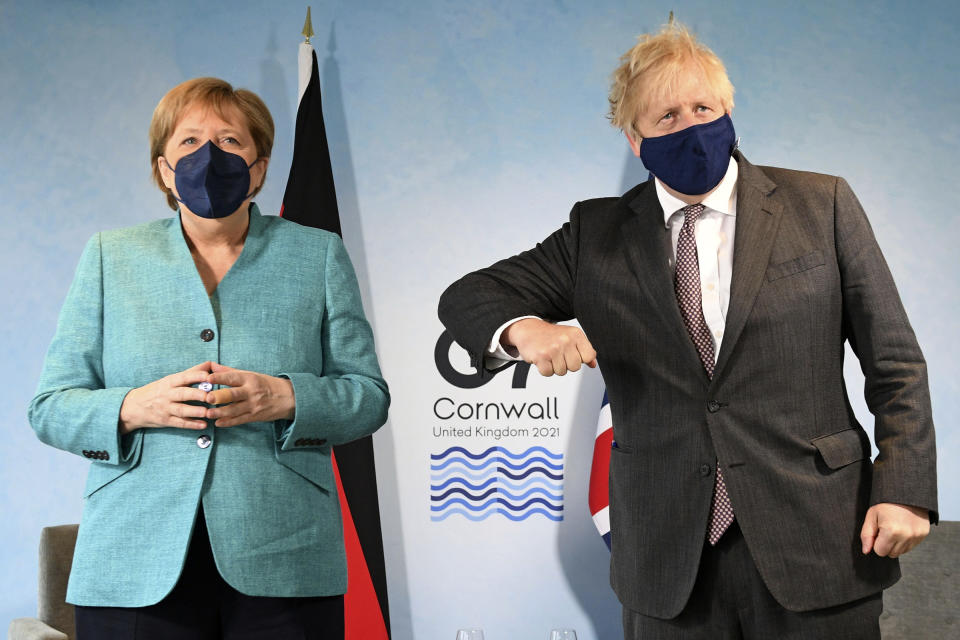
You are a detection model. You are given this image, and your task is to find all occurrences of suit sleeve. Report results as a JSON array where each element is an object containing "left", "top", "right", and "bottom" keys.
[
  {"left": 438, "top": 202, "right": 583, "bottom": 373},
  {"left": 834, "top": 177, "right": 938, "bottom": 522},
  {"left": 28, "top": 234, "right": 141, "bottom": 466},
  {"left": 277, "top": 235, "right": 389, "bottom": 449}
]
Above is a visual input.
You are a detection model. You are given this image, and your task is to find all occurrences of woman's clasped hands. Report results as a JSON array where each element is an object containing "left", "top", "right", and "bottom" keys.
[{"left": 118, "top": 361, "right": 295, "bottom": 434}]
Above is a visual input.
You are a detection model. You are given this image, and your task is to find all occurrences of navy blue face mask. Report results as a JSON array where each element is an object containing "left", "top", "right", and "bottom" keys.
[
  {"left": 639, "top": 114, "right": 736, "bottom": 196},
  {"left": 165, "top": 141, "right": 258, "bottom": 219}
]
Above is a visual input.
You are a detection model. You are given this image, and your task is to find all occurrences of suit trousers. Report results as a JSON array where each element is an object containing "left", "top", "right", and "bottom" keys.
[
  {"left": 622, "top": 522, "right": 882, "bottom": 640},
  {"left": 74, "top": 508, "right": 345, "bottom": 640}
]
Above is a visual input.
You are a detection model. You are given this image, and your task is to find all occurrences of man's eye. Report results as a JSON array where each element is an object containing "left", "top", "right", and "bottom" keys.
[{"left": 660, "top": 112, "right": 674, "bottom": 122}]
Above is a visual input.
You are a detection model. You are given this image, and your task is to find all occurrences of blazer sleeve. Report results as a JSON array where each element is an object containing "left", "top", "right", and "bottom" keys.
[
  {"left": 834, "top": 177, "right": 938, "bottom": 521},
  {"left": 438, "top": 202, "right": 583, "bottom": 373},
  {"left": 277, "top": 235, "right": 389, "bottom": 449},
  {"left": 28, "top": 234, "right": 141, "bottom": 466}
]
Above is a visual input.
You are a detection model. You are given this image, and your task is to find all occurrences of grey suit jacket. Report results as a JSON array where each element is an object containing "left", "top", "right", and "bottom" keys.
[{"left": 438, "top": 152, "right": 937, "bottom": 618}]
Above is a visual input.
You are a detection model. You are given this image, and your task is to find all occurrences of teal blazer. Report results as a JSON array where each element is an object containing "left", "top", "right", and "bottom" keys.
[{"left": 29, "top": 205, "right": 389, "bottom": 607}]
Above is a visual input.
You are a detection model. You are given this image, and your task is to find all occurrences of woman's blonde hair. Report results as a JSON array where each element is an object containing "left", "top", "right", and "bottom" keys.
[
  {"left": 608, "top": 21, "right": 734, "bottom": 141},
  {"left": 149, "top": 77, "right": 275, "bottom": 210}
]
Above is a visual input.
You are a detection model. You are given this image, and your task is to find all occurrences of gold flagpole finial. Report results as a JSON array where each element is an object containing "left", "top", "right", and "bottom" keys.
[
  {"left": 668, "top": 10, "right": 675, "bottom": 25},
  {"left": 302, "top": 6, "right": 315, "bottom": 43}
]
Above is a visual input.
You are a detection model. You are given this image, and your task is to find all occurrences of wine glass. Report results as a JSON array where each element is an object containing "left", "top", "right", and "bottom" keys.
[
  {"left": 455, "top": 629, "right": 485, "bottom": 640},
  {"left": 549, "top": 630, "right": 577, "bottom": 640}
]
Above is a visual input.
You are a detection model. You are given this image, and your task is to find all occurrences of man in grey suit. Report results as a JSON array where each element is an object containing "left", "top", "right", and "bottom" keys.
[{"left": 438, "top": 21, "right": 937, "bottom": 639}]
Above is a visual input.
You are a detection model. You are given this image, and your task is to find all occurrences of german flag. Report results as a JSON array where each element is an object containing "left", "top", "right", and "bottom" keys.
[{"left": 280, "top": 26, "right": 390, "bottom": 640}]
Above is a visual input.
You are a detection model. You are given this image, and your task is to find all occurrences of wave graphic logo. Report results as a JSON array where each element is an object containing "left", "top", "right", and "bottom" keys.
[{"left": 430, "top": 446, "right": 564, "bottom": 522}]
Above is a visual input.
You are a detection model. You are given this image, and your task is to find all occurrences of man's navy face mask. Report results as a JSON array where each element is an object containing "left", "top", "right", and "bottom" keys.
[
  {"left": 165, "top": 141, "right": 258, "bottom": 219},
  {"left": 639, "top": 114, "right": 736, "bottom": 196}
]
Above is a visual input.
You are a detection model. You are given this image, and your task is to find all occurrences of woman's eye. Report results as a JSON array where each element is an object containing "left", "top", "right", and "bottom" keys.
[
  {"left": 222, "top": 136, "right": 239, "bottom": 145},
  {"left": 181, "top": 136, "right": 197, "bottom": 145}
]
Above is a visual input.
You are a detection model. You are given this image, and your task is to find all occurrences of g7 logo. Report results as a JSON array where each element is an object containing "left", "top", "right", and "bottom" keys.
[{"left": 434, "top": 330, "right": 531, "bottom": 389}]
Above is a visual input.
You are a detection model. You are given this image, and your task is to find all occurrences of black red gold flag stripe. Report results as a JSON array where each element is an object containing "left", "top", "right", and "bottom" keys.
[{"left": 281, "top": 41, "right": 390, "bottom": 640}]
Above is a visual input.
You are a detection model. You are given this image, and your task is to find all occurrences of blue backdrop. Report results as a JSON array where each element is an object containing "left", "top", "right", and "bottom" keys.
[{"left": 2, "top": 1, "right": 957, "bottom": 637}]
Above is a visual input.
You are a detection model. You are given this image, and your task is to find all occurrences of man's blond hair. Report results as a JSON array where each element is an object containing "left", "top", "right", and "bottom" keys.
[{"left": 608, "top": 21, "right": 734, "bottom": 141}]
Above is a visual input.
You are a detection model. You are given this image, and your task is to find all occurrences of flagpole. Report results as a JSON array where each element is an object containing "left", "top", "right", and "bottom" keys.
[
  {"left": 298, "top": 7, "right": 315, "bottom": 103},
  {"left": 282, "top": 8, "right": 390, "bottom": 637}
]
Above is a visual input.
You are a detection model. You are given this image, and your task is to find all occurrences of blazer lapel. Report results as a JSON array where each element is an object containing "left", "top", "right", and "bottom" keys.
[
  {"left": 623, "top": 183, "right": 710, "bottom": 378},
  {"left": 169, "top": 212, "right": 214, "bottom": 306},
  {"left": 713, "top": 154, "right": 783, "bottom": 381},
  {"left": 170, "top": 204, "right": 266, "bottom": 303}
]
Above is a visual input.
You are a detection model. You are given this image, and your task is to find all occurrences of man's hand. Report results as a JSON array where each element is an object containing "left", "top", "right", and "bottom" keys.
[
  {"left": 204, "top": 363, "right": 296, "bottom": 427},
  {"left": 860, "top": 502, "right": 930, "bottom": 558},
  {"left": 502, "top": 318, "right": 597, "bottom": 376}
]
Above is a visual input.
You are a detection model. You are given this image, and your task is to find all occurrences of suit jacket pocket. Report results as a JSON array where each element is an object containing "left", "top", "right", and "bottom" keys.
[
  {"left": 608, "top": 444, "right": 643, "bottom": 525},
  {"left": 274, "top": 444, "right": 333, "bottom": 493},
  {"left": 766, "top": 250, "right": 824, "bottom": 281},
  {"left": 811, "top": 428, "right": 871, "bottom": 470},
  {"left": 82, "top": 432, "right": 144, "bottom": 498}
]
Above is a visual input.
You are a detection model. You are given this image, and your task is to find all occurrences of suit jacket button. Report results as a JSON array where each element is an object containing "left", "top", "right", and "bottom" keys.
[
  {"left": 700, "top": 464, "right": 712, "bottom": 476},
  {"left": 197, "top": 435, "right": 212, "bottom": 449},
  {"left": 200, "top": 328, "right": 215, "bottom": 342},
  {"left": 707, "top": 401, "right": 721, "bottom": 413}
]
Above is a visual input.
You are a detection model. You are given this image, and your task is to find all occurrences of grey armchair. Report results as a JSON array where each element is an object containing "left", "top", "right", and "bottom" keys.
[
  {"left": 8, "top": 524, "right": 78, "bottom": 640},
  {"left": 880, "top": 520, "right": 958, "bottom": 638}
]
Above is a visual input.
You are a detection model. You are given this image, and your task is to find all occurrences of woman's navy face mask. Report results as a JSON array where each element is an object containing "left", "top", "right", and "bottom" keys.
[{"left": 165, "top": 140, "right": 258, "bottom": 219}]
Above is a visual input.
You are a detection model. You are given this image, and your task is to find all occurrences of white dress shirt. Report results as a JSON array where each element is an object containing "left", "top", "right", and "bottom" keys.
[
  {"left": 658, "top": 156, "right": 738, "bottom": 360},
  {"left": 487, "top": 156, "right": 739, "bottom": 364}
]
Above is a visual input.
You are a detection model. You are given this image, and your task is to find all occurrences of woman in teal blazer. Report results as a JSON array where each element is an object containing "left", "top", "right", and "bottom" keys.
[{"left": 28, "top": 78, "right": 389, "bottom": 638}]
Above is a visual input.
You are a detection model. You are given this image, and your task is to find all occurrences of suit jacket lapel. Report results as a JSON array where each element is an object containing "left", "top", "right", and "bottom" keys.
[
  {"left": 623, "top": 183, "right": 710, "bottom": 379},
  {"left": 713, "top": 153, "right": 783, "bottom": 381},
  {"left": 169, "top": 212, "right": 214, "bottom": 306},
  {"left": 169, "top": 204, "right": 266, "bottom": 305}
]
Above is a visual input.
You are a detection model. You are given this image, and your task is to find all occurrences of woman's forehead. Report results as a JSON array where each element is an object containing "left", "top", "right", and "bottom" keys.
[{"left": 174, "top": 100, "right": 247, "bottom": 132}]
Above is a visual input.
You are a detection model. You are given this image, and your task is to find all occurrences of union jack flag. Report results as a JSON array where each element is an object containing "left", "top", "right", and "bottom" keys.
[{"left": 588, "top": 391, "right": 613, "bottom": 549}]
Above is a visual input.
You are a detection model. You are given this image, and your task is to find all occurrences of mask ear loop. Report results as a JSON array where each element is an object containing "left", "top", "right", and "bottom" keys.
[
  {"left": 243, "top": 157, "right": 261, "bottom": 200},
  {"left": 159, "top": 157, "right": 191, "bottom": 209}
]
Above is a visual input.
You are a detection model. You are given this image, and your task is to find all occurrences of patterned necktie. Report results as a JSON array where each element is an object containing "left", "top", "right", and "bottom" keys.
[{"left": 674, "top": 203, "right": 734, "bottom": 546}]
